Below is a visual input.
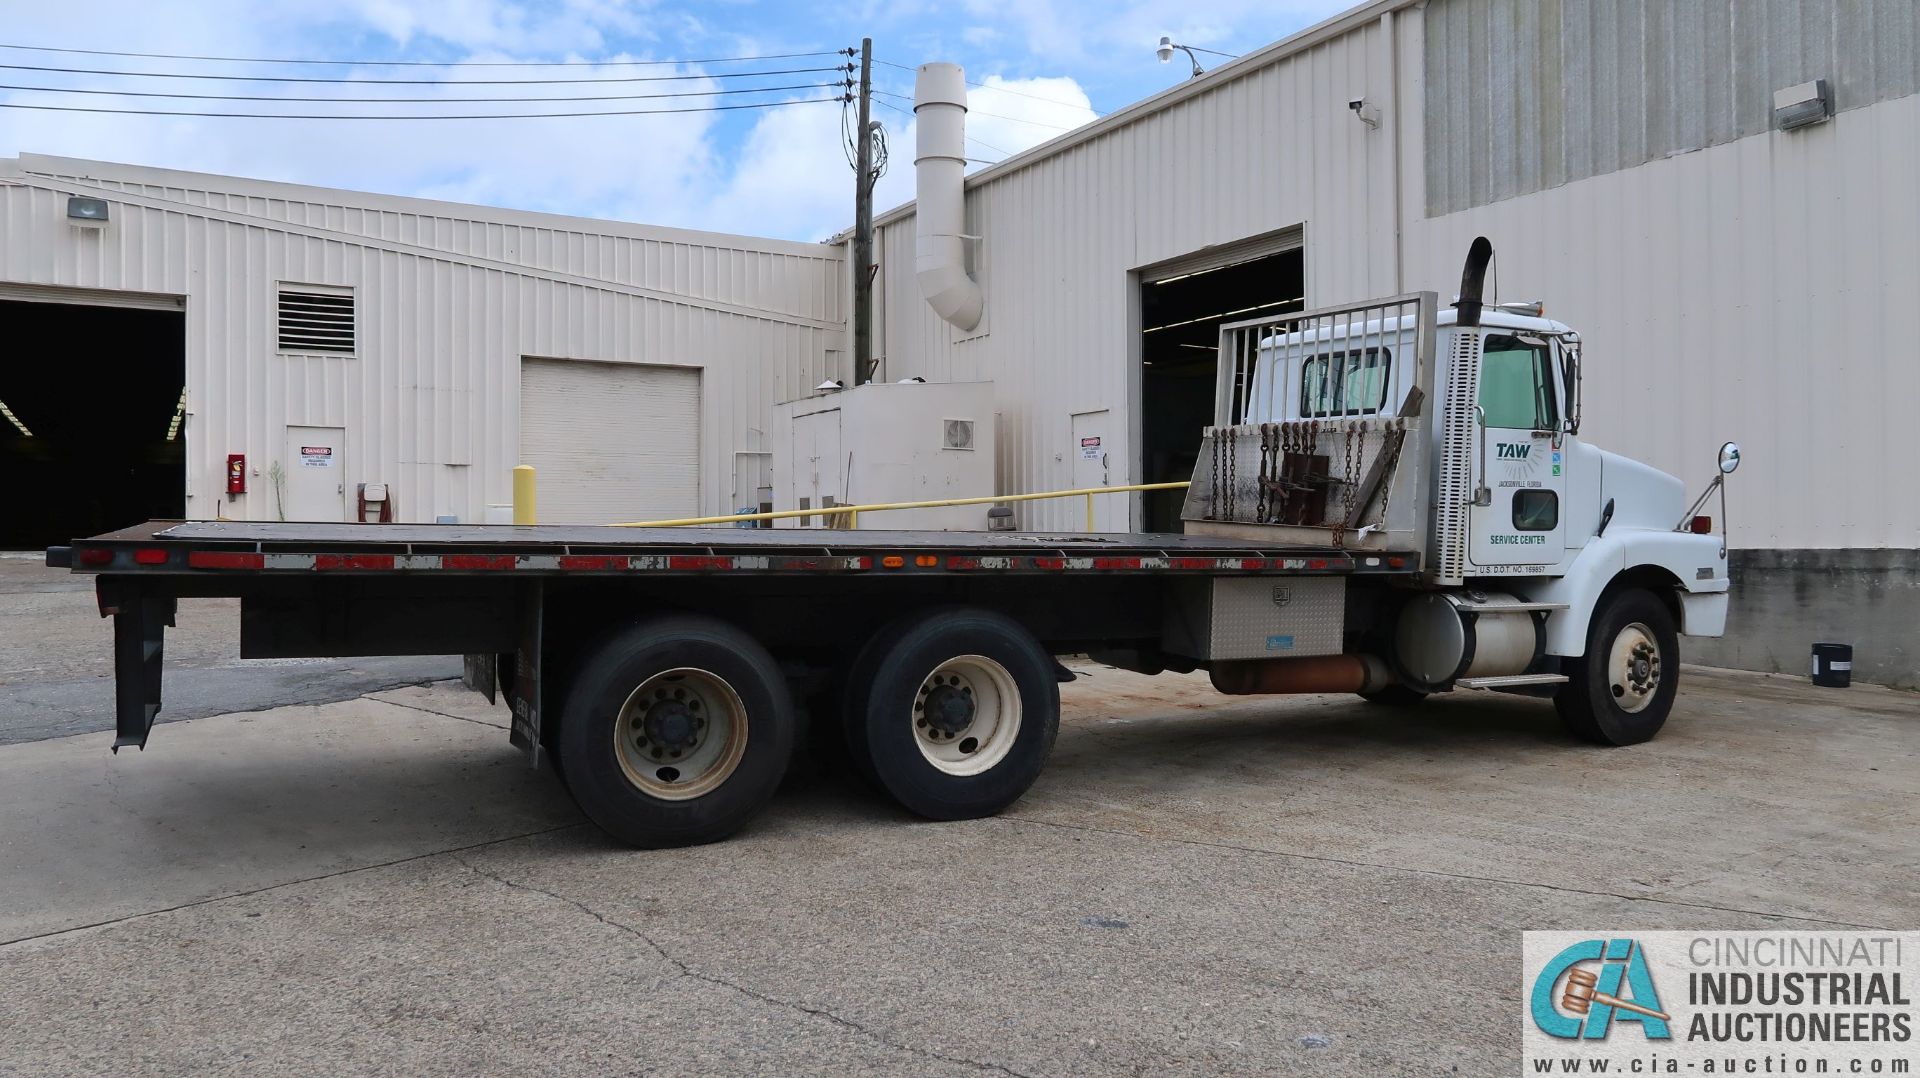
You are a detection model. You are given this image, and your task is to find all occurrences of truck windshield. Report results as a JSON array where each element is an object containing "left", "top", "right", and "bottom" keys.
[{"left": 1479, "top": 336, "right": 1557, "bottom": 430}]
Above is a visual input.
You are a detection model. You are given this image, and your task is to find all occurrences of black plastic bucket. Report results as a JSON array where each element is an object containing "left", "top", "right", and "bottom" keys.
[{"left": 1811, "top": 643, "right": 1852, "bottom": 688}]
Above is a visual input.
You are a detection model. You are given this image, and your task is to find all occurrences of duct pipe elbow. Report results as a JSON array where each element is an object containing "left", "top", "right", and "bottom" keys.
[
  {"left": 917, "top": 260, "right": 982, "bottom": 330},
  {"left": 914, "top": 63, "right": 983, "bottom": 332}
]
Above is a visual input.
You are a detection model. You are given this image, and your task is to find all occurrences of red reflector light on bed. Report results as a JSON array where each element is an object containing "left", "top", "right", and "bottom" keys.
[
  {"left": 441, "top": 555, "right": 516, "bottom": 571},
  {"left": 1092, "top": 557, "right": 1142, "bottom": 570},
  {"left": 1689, "top": 516, "right": 1712, "bottom": 534},
  {"left": 667, "top": 555, "right": 733, "bottom": 571},
  {"left": 133, "top": 548, "right": 169, "bottom": 565},
  {"left": 77, "top": 548, "right": 114, "bottom": 567},
  {"left": 1032, "top": 557, "right": 1066, "bottom": 570},
  {"left": 188, "top": 551, "right": 266, "bottom": 570}
]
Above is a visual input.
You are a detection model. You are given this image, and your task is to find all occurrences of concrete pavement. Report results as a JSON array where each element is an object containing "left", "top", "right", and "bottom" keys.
[
  {"left": 1, "top": 662, "right": 1913, "bottom": 1075},
  {"left": 0, "top": 554, "right": 460, "bottom": 745}
]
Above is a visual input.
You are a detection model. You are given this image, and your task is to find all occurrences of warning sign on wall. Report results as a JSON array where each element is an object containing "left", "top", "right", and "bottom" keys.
[
  {"left": 1078, "top": 436, "right": 1101, "bottom": 461},
  {"left": 300, "top": 446, "right": 335, "bottom": 468}
]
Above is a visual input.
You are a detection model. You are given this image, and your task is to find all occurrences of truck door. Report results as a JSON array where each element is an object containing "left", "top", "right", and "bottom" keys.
[{"left": 1469, "top": 335, "right": 1565, "bottom": 567}]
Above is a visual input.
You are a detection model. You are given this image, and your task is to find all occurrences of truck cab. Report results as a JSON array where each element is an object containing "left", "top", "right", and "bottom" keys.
[{"left": 1186, "top": 238, "right": 1733, "bottom": 744}]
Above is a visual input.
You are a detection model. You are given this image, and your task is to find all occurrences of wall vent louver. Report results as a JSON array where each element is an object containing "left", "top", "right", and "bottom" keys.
[{"left": 277, "top": 288, "right": 355, "bottom": 353}]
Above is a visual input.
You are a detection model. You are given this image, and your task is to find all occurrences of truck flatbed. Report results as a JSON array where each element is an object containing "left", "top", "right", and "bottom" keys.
[{"left": 64, "top": 520, "right": 1421, "bottom": 577}]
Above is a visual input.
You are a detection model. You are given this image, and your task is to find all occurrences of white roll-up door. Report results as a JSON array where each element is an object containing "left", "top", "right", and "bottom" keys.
[{"left": 519, "top": 358, "right": 701, "bottom": 525}]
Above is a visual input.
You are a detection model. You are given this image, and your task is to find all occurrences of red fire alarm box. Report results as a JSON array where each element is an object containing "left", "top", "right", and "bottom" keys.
[{"left": 226, "top": 454, "right": 246, "bottom": 495}]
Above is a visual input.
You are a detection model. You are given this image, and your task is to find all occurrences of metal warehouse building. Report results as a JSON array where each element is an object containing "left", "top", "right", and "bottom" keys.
[
  {"left": 0, "top": 154, "right": 843, "bottom": 546},
  {"left": 3, "top": 0, "right": 1916, "bottom": 686},
  {"left": 860, "top": 0, "right": 1919, "bottom": 685}
]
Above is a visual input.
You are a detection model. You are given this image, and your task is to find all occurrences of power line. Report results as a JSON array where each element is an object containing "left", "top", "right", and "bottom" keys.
[
  {"left": 872, "top": 89, "right": 1080, "bottom": 131},
  {"left": 874, "top": 96, "right": 1014, "bottom": 158},
  {"left": 0, "top": 96, "right": 841, "bottom": 121},
  {"left": 873, "top": 58, "right": 1101, "bottom": 114},
  {"left": 0, "top": 61, "right": 850, "bottom": 85},
  {"left": 0, "top": 80, "right": 841, "bottom": 104},
  {"left": 0, "top": 42, "right": 850, "bottom": 68}
]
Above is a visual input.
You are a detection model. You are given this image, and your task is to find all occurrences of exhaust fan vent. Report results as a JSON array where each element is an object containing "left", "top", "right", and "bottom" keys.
[
  {"left": 277, "top": 287, "right": 356, "bottom": 353},
  {"left": 943, "top": 418, "right": 975, "bottom": 450}
]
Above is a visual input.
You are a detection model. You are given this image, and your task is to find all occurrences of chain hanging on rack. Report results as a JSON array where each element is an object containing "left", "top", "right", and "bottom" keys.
[{"left": 1224, "top": 426, "right": 1237, "bottom": 520}]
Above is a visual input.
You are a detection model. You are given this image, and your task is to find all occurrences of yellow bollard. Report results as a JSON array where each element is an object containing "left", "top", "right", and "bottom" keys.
[
  {"left": 512, "top": 465, "right": 537, "bottom": 525},
  {"left": 1085, "top": 492, "right": 1096, "bottom": 532}
]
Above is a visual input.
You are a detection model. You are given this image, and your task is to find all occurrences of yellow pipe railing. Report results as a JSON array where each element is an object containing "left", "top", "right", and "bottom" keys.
[{"left": 607, "top": 481, "right": 1191, "bottom": 529}]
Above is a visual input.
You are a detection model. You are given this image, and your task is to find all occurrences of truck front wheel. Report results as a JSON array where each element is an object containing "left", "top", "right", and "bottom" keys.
[
  {"left": 1555, "top": 588, "right": 1679, "bottom": 746},
  {"left": 557, "top": 615, "right": 794, "bottom": 848},
  {"left": 844, "top": 608, "right": 1060, "bottom": 821}
]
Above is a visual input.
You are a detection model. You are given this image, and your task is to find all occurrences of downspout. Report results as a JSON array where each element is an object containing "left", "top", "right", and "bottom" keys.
[{"left": 914, "top": 63, "right": 983, "bottom": 332}]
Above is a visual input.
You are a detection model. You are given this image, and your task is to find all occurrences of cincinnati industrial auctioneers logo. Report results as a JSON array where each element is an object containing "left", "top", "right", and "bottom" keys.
[
  {"left": 1530, "top": 938, "right": 1673, "bottom": 1041},
  {"left": 1523, "top": 932, "right": 1917, "bottom": 1074}
]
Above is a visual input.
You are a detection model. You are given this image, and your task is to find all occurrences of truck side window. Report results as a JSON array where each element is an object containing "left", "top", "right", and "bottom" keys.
[
  {"left": 1479, "top": 336, "right": 1557, "bottom": 430},
  {"left": 1301, "top": 348, "right": 1390, "bottom": 417},
  {"left": 1513, "top": 488, "right": 1558, "bottom": 530}
]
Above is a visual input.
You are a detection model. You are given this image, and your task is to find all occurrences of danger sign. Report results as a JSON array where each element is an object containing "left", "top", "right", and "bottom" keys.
[{"left": 300, "top": 446, "right": 334, "bottom": 468}]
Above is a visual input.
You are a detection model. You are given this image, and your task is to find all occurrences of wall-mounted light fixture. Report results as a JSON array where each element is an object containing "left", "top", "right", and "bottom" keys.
[
  {"left": 1773, "top": 79, "right": 1832, "bottom": 131},
  {"left": 1155, "top": 37, "right": 1234, "bottom": 80},
  {"left": 66, "top": 196, "right": 110, "bottom": 227}
]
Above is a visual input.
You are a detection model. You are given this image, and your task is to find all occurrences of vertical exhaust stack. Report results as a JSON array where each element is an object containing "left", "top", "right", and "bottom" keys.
[{"left": 914, "top": 63, "right": 983, "bottom": 332}]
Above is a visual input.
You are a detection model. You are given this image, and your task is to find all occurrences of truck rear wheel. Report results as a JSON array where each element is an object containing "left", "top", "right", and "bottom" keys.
[
  {"left": 1555, "top": 588, "right": 1678, "bottom": 746},
  {"left": 844, "top": 608, "right": 1059, "bottom": 821},
  {"left": 557, "top": 615, "right": 794, "bottom": 848}
]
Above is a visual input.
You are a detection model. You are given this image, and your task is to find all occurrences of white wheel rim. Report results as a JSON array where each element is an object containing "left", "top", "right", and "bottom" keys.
[
  {"left": 613, "top": 667, "right": 749, "bottom": 801},
  {"left": 1607, "top": 622, "right": 1662, "bottom": 715},
  {"left": 911, "top": 655, "right": 1022, "bottom": 776}
]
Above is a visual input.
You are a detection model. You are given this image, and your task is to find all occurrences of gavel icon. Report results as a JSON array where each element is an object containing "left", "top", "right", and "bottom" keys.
[{"left": 1563, "top": 968, "right": 1671, "bottom": 1021}]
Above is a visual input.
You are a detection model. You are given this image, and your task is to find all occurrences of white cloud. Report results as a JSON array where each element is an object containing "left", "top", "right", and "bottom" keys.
[{"left": 964, "top": 75, "right": 1095, "bottom": 162}]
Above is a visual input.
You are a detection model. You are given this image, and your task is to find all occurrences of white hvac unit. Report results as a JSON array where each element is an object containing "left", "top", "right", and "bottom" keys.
[{"left": 770, "top": 381, "right": 995, "bottom": 530}]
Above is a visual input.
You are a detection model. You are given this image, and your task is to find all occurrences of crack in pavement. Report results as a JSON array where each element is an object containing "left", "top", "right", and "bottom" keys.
[
  {"left": 0, "top": 823, "right": 591, "bottom": 949},
  {"left": 994, "top": 814, "right": 1893, "bottom": 931},
  {"left": 450, "top": 854, "right": 1038, "bottom": 1078},
  {"left": 368, "top": 695, "right": 509, "bottom": 733}
]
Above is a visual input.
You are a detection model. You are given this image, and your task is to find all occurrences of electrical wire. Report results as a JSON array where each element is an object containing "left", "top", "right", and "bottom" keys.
[
  {"left": 0, "top": 96, "right": 842, "bottom": 121},
  {"left": 0, "top": 81, "right": 841, "bottom": 104},
  {"left": 0, "top": 61, "right": 850, "bottom": 85},
  {"left": 874, "top": 96, "right": 1014, "bottom": 158},
  {"left": 874, "top": 58, "right": 1102, "bottom": 114},
  {"left": 0, "top": 42, "right": 851, "bottom": 68},
  {"left": 873, "top": 89, "right": 1080, "bottom": 131}
]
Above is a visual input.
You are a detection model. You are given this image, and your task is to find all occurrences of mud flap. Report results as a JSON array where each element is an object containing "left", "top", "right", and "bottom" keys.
[
  {"left": 505, "top": 581, "right": 544, "bottom": 769},
  {"left": 461, "top": 653, "right": 498, "bottom": 705}
]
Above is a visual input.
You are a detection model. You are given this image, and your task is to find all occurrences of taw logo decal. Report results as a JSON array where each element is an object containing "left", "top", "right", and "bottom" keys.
[
  {"left": 1497, "top": 443, "right": 1532, "bottom": 459},
  {"left": 1530, "top": 937, "right": 1673, "bottom": 1041}
]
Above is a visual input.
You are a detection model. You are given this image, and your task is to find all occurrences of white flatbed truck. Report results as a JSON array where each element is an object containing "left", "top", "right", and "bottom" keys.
[{"left": 46, "top": 239, "right": 1737, "bottom": 848}]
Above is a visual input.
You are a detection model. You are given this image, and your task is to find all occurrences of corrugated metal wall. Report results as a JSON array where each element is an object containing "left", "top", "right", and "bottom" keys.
[
  {"left": 1423, "top": 0, "right": 1920, "bottom": 215},
  {"left": 0, "top": 155, "right": 844, "bottom": 525},
  {"left": 871, "top": 15, "right": 1406, "bottom": 530},
  {"left": 1408, "top": 91, "right": 1920, "bottom": 549}
]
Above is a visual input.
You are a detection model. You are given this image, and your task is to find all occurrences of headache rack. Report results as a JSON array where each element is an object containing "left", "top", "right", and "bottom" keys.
[{"left": 1184, "top": 292, "right": 1440, "bottom": 575}]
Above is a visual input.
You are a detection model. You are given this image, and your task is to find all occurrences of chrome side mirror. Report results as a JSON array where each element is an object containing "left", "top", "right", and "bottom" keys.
[{"left": 1718, "top": 441, "right": 1741, "bottom": 474}]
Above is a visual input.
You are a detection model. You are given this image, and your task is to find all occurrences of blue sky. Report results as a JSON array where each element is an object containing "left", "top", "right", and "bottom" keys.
[{"left": 0, "top": 0, "right": 1349, "bottom": 241}]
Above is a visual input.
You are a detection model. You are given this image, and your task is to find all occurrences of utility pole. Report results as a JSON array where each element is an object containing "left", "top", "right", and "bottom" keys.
[{"left": 852, "top": 37, "right": 876, "bottom": 385}]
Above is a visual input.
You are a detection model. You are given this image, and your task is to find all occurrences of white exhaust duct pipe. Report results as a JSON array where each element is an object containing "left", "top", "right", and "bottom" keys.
[{"left": 914, "top": 63, "right": 983, "bottom": 332}]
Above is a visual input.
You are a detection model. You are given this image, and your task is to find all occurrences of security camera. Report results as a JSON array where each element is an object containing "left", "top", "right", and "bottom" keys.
[
  {"left": 1348, "top": 98, "right": 1364, "bottom": 112},
  {"left": 1348, "top": 97, "right": 1380, "bottom": 128}
]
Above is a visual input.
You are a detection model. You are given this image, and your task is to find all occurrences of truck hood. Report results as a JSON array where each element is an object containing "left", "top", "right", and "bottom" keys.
[{"left": 1597, "top": 448, "right": 1685, "bottom": 531}]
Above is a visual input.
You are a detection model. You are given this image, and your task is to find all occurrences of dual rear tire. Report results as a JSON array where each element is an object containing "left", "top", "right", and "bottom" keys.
[
  {"left": 557, "top": 615, "right": 793, "bottom": 848},
  {"left": 841, "top": 608, "right": 1060, "bottom": 821},
  {"left": 555, "top": 608, "right": 1061, "bottom": 848}
]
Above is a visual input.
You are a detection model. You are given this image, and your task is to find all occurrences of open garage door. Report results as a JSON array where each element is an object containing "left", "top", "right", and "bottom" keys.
[
  {"left": 1138, "top": 237, "right": 1304, "bottom": 532},
  {"left": 0, "top": 297, "right": 186, "bottom": 549},
  {"left": 520, "top": 358, "right": 700, "bottom": 525}
]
